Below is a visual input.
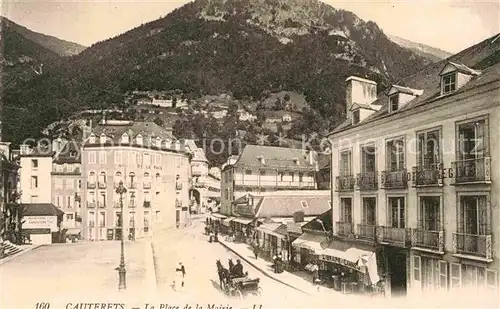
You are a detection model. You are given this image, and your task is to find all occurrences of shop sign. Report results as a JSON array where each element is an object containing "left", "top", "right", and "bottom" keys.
[
  {"left": 319, "top": 254, "right": 362, "bottom": 271},
  {"left": 23, "top": 216, "right": 58, "bottom": 231},
  {"left": 22, "top": 228, "right": 51, "bottom": 235}
]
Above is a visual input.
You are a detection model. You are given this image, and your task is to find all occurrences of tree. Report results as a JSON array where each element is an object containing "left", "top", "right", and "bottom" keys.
[
  {"left": 284, "top": 93, "right": 291, "bottom": 102},
  {"left": 153, "top": 117, "right": 164, "bottom": 127}
]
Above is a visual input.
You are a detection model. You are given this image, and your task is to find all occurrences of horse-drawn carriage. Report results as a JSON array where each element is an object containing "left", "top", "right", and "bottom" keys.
[{"left": 216, "top": 259, "right": 262, "bottom": 299}]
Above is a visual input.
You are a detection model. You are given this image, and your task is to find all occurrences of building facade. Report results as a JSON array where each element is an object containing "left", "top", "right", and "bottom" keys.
[
  {"left": 329, "top": 36, "right": 499, "bottom": 299},
  {"left": 81, "top": 120, "right": 192, "bottom": 241},
  {"left": 0, "top": 141, "right": 21, "bottom": 244},
  {"left": 221, "top": 145, "right": 318, "bottom": 216}
]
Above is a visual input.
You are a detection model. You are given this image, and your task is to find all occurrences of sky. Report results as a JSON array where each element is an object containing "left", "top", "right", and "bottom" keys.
[{"left": 2, "top": 0, "right": 499, "bottom": 53}]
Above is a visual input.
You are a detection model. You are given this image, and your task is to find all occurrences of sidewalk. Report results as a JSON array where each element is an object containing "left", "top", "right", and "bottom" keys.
[{"left": 219, "top": 238, "right": 343, "bottom": 296}]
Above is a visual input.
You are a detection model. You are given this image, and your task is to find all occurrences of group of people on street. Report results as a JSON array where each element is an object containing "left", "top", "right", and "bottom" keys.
[{"left": 272, "top": 254, "right": 284, "bottom": 273}]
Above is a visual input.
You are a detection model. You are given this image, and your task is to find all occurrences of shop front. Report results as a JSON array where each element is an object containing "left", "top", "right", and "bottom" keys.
[
  {"left": 231, "top": 217, "right": 254, "bottom": 243},
  {"left": 291, "top": 232, "right": 325, "bottom": 270},
  {"left": 256, "top": 223, "right": 282, "bottom": 259},
  {"left": 20, "top": 204, "right": 64, "bottom": 245}
]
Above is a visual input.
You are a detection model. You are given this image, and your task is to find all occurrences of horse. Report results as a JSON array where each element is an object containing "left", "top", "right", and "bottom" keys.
[{"left": 216, "top": 259, "right": 230, "bottom": 289}]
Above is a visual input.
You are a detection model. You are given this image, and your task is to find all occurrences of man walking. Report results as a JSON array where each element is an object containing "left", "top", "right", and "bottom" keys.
[{"left": 174, "top": 262, "right": 186, "bottom": 291}]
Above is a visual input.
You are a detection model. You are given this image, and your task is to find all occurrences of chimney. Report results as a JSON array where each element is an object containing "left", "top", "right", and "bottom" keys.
[{"left": 345, "top": 76, "right": 377, "bottom": 118}]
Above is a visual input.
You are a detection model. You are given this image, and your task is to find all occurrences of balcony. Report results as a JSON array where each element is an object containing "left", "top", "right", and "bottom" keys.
[
  {"left": 113, "top": 201, "right": 121, "bottom": 208},
  {"left": 412, "top": 229, "right": 444, "bottom": 252},
  {"left": 336, "top": 222, "right": 353, "bottom": 237},
  {"left": 87, "top": 182, "right": 96, "bottom": 189},
  {"left": 356, "top": 224, "right": 377, "bottom": 242},
  {"left": 452, "top": 157, "right": 491, "bottom": 184},
  {"left": 143, "top": 182, "right": 152, "bottom": 189},
  {"left": 336, "top": 176, "right": 355, "bottom": 192},
  {"left": 378, "top": 226, "right": 412, "bottom": 247},
  {"left": 128, "top": 202, "right": 136, "bottom": 208},
  {"left": 381, "top": 170, "right": 408, "bottom": 189},
  {"left": 87, "top": 202, "right": 96, "bottom": 208},
  {"left": 357, "top": 172, "right": 378, "bottom": 190},
  {"left": 143, "top": 201, "right": 151, "bottom": 208},
  {"left": 127, "top": 182, "right": 137, "bottom": 189},
  {"left": 452, "top": 233, "right": 492, "bottom": 260},
  {"left": 98, "top": 182, "right": 107, "bottom": 189},
  {"left": 97, "top": 202, "right": 106, "bottom": 208},
  {"left": 175, "top": 200, "right": 182, "bottom": 207},
  {"left": 52, "top": 166, "right": 81, "bottom": 175},
  {"left": 413, "top": 164, "right": 443, "bottom": 187},
  {"left": 234, "top": 179, "right": 316, "bottom": 190},
  {"left": 176, "top": 183, "right": 183, "bottom": 190}
]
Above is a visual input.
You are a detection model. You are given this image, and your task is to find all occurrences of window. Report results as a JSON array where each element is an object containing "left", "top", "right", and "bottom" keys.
[
  {"left": 279, "top": 172, "right": 284, "bottom": 181},
  {"left": 442, "top": 73, "right": 456, "bottom": 94},
  {"left": 340, "top": 198, "right": 352, "bottom": 223},
  {"left": 419, "top": 196, "right": 440, "bottom": 231},
  {"left": 115, "top": 171, "right": 122, "bottom": 182},
  {"left": 99, "top": 192, "right": 106, "bottom": 207},
  {"left": 417, "top": 129, "right": 441, "bottom": 169},
  {"left": 156, "top": 173, "right": 161, "bottom": 182},
  {"left": 299, "top": 172, "right": 304, "bottom": 182},
  {"left": 31, "top": 176, "right": 38, "bottom": 189},
  {"left": 361, "top": 145, "right": 376, "bottom": 173},
  {"left": 129, "top": 192, "right": 136, "bottom": 207},
  {"left": 31, "top": 159, "right": 38, "bottom": 169},
  {"left": 289, "top": 172, "right": 294, "bottom": 182},
  {"left": 88, "top": 191, "right": 96, "bottom": 203},
  {"left": 136, "top": 152, "right": 143, "bottom": 165},
  {"left": 89, "top": 171, "right": 96, "bottom": 183},
  {"left": 115, "top": 212, "right": 122, "bottom": 227},
  {"left": 99, "top": 171, "right": 106, "bottom": 183},
  {"left": 301, "top": 201, "right": 308, "bottom": 208},
  {"left": 386, "top": 138, "right": 405, "bottom": 171},
  {"left": 115, "top": 151, "right": 122, "bottom": 164},
  {"left": 56, "top": 196, "right": 61, "bottom": 207},
  {"left": 100, "top": 133, "right": 106, "bottom": 144},
  {"left": 30, "top": 195, "right": 38, "bottom": 203},
  {"left": 143, "top": 153, "right": 151, "bottom": 165},
  {"left": 121, "top": 133, "right": 129, "bottom": 144},
  {"left": 89, "top": 134, "right": 96, "bottom": 144},
  {"left": 457, "top": 119, "right": 488, "bottom": 160},
  {"left": 67, "top": 196, "right": 72, "bottom": 208},
  {"left": 129, "top": 172, "right": 135, "bottom": 184},
  {"left": 144, "top": 172, "right": 150, "bottom": 183},
  {"left": 245, "top": 170, "right": 252, "bottom": 175},
  {"left": 156, "top": 210, "right": 161, "bottom": 221},
  {"left": 99, "top": 151, "right": 106, "bottom": 164},
  {"left": 389, "top": 197, "right": 405, "bottom": 228},
  {"left": 458, "top": 195, "right": 489, "bottom": 235},
  {"left": 129, "top": 212, "right": 135, "bottom": 227},
  {"left": 362, "top": 197, "right": 376, "bottom": 226},
  {"left": 88, "top": 151, "right": 96, "bottom": 164},
  {"left": 66, "top": 214, "right": 74, "bottom": 220},
  {"left": 144, "top": 211, "right": 150, "bottom": 228},
  {"left": 144, "top": 191, "right": 151, "bottom": 202},
  {"left": 78, "top": 180, "right": 82, "bottom": 189},
  {"left": 352, "top": 110, "right": 360, "bottom": 124},
  {"left": 389, "top": 94, "right": 399, "bottom": 112},
  {"left": 340, "top": 150, "right": 352, "bottom": 176},
  {"left": 136, "top": 134, "right": 143, "bottom": 145},
  {"left": 259, "top": 170, "right": 266, "bottom": 176},
  {"left": 418, "top": 257, "right": 448, "bottom": 291}
]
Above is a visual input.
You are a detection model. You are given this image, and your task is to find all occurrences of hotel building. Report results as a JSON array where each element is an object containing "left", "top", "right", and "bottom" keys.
[
  {"left": 81, "top": 120, "right": 192, "bottom": 241},
  {"left": 329, "top": 36, "right": 499, "bottom": 298},
  {"left": 220, "top": 145, "right": 318, "bottom": 216}
]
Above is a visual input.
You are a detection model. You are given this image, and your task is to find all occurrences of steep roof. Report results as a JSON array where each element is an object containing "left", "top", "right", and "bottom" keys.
[
  {"left": 53, "top": 141, "right": 81, "bottom": 164},
  {"left": 317, "top": 153, "right": 331, "bottom": 170},
  {"left": 256, "top": 195, "right": 331, "bottom": 218},
  {"left": 302, "top": 209, "right": 333, "bottom": 233},
  {"left": 89, "top": 121, "right": 176, "bottom": 145},
  {"left": 21, "top": 203, "right": 64, "bottom": 216},
  {"left": 233, "top": 145, "right": 316, "bottom": 171},
  {"left": 331, "top": 33, "right": 500, "bottom": 134}
]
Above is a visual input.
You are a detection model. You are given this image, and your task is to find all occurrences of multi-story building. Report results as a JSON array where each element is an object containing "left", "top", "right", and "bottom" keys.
[
  {"left": 51, "top": 141, "right": 82, "bottom": 230},
  {"left": 0, "top": 141, "right": 21, "bottom": 244},
  {"left": 19, "top": 145, "right": 54, "bottom": 204},
  {"left": 221, "top": 145, "right": 318, "bottom": 216},
  {"left": 186, "top": 140, "right": 221, "bottom": 214},
  {"left": 81, "top": 120, "right": 192, "bottom": 241},
  {"left": 329, "top": 35, "right": 499, "bottom": 299}
]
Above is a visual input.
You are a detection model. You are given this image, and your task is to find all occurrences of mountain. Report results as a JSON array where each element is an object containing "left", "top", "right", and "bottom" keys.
[
  {"left": 388, "top": 34, "right": 453, "bottom": 62},
  {"left": 3, "top": 0, "right": 433, "bottom": 151},
  {"left": 1, "top": 17, "right": 87, "bottom": 56}
]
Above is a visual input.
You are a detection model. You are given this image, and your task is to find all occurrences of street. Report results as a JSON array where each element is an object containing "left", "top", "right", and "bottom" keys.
[{"left": 0, "top": 217, "right": 372, "bottom": 309}]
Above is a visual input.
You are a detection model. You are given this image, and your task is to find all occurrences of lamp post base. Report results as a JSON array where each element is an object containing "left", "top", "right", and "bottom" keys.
[{"left": 116, "top": 266, "right": 127, "bottom": 290}]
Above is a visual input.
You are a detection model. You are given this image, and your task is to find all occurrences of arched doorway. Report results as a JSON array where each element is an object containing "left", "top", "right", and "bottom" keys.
[{"left": 190, "top": 189, "right": 201, "bottom": 214}]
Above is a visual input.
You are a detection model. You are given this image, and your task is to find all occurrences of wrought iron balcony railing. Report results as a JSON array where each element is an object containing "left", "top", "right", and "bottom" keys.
[
  {"left": 87, "top": 202, "right": 96, "bottom": 208},
  {"left": 98, "top": 182, "right": 107, "bottom": 189},
  {"left": 143, "top": 201, "right": 151, "bottom": 208},
  {"left": 336, "top": 222, "right": 353, "bottom": 237},
  {"left": 378, "top": 226, "right": 412, "bottom": 247},
  {"left": 336, "top": 176, "right": 355, "bottom": 192},
  {"left": 176, "top": 183, "right": 183, "bottom": 190},
  {"left": 143, "top": 182, "right": 152, "bottom": 189},
  {"left": 452, "top": 157, "right": 491, "bottom": 184},
  {"left": 87, "top": 182, "right": 96, "bottom": 189},
  {"left": 381, "top": 170, "right": 408, "bottom": 189},
  {"left": 412, "top": 229, "right": 444, "bottom": 252},
  {"left": 413, "top": 164, "right": 443, "bottom": 187},
  {"left": 452, "top": 233, "right": 492, "bottom": 260},
  {"left": 357, "top": 172, "right": 378, "bottom": 190}
]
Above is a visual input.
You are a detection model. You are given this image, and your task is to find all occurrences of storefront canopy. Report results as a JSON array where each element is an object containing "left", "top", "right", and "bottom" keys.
[
  {"left": 232, "top": 217, "right": 253, "bottom": 225},
  {"left": 291, "top": 232, "right": 326, "bottom": 253},
  {"left": 221, "top": 217, "right": 235, "bottom": 226},
  {"left": 210, "top": 213, "right": 227, "bottom": 219},
  {"left": 64, "top": 228, "right": 81, "bottom": 236},
  {"left": 256, "top": 223, "right": 283, "bottom": 238}
]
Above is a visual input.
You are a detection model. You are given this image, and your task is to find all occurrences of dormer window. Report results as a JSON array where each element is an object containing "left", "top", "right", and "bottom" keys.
[
  {"left": 89, "top": 134, "right": 96, "bottom": 144},
  {"left": 442, "top": 73, "right": 456, "bottom": 94},
  {"left": 121, "top": 133, "right": 129, "bottom": 144},
  {"left": 352, "top": 110, "right": 360, "bottom": 124},
  {"left": 99, "top": 133, "right": 106, "bottom": 144},
  {"left": 155, "top": 137, "right": 161, "bottom": 147},
  {"left": 136, "top": 134, "right": 143, "bottom": 146},
  {"left": 389, "top": 94, "right": 399, "bottom": 112}
]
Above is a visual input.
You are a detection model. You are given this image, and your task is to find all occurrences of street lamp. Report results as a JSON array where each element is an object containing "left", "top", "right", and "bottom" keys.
[
  {"left": 316, "top": 218, "right": 332, "bottom": 249},
  {"left": 115, "top": 180, "right": 127, "bottom": 291}
]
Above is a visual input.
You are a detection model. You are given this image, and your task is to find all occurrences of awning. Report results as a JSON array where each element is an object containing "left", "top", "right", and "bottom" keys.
[
  {"left": 291, "top": 233, "right": 326, "bottom": 253},
  {"left": 64, "top": 228, "right": 81, "bottom": 236},
  {"left": 257, "top": 223, "right": 285, "bottom": 238},
  {"left": 221, "top": 217, "right": 236, "bottom": 226},
  {"left": 210, "top": 213, "right": 227, "bottom": 219},
  {"left": 232, "top": 217, "right": 253, "bottom": 225}
]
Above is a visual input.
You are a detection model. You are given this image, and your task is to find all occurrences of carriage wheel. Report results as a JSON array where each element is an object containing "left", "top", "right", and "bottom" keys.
[{"left": 235, "top": 289, "right": 243, "bottom": 300}]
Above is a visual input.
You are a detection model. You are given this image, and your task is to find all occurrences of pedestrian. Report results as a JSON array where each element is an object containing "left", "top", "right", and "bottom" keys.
[
  {"left": 312, "top": 263, "right": 319, "bottom": 284},
  {"left": 253, "top": 245, "right": 259, "bottom": 260},
  {"left": 174, "top": 262, "right": 186, "bottom": 290}
]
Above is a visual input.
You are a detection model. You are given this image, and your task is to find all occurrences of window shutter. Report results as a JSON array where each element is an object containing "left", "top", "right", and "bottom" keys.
[
  {"left": 485, "top": 269, "right": 497, "bottom": 290},
  {"left": 450, "top": 263, "right": 462, "bottom": 289},
  {"left": 438, "top": 260, "right": 448, "bottom": 290},
  {"left": 475, "top": 120, "right": 485, "bottom": 157},
  {"left": 412, "top": 255, "right": 422, "bottom": 286},
  {"left": 457, "top": 197, "right": 464, "bottom": 233}
]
